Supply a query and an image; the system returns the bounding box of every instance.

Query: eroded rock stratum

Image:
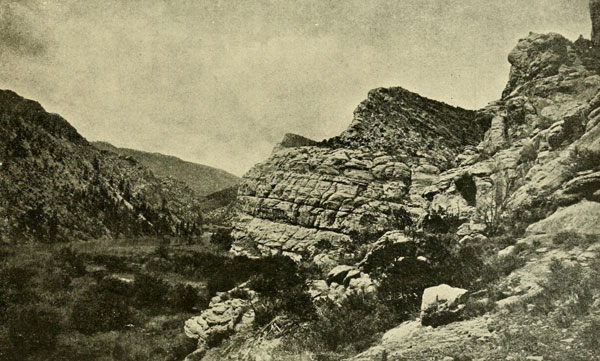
[231,88,487,264]
[231,30,600,266]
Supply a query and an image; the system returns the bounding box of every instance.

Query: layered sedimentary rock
[231,88,487,263]
[231,30,600,265]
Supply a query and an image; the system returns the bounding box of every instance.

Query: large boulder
[357,231,415,272]
[326,265,356,285]
[420,284,469,327]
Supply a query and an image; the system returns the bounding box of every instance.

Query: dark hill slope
[92,141,239,197]
[0,90,203,243]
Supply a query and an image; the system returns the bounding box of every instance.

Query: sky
[0,0,592,176]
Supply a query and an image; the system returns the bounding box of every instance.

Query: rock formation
[420,284,468,327]
[231,88,487,264]
[184,6,600,359]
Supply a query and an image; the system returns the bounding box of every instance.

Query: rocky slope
[231,88,487,264]
[92,141,239,197]
[231,33,600,266]
[183,5,600,360]
[0,90,204,243]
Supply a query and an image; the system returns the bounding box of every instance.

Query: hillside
[0,90,204,243]
[92,141,239,197]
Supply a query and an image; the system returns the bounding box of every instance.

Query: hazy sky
[0,0,591,175]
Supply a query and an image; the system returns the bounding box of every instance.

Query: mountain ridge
[92,141,239,197]
[0,89,205,243]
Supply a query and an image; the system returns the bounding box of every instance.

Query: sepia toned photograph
[1,0,599,360]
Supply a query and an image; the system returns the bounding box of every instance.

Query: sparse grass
[552,231,600,249]
[386,259,600,361]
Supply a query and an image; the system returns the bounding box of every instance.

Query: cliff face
[231,88,487,263]
[230,31,600,266]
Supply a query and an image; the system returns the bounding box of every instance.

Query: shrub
[132,273,169,309]
[480,254,526,286]
[249,255,315,326]
[552,231,599,249]
[6,303,61,356]
[531,259,597,324]
[228,287,251,300]
[164,333,198,361]
[580,317,600,350]
[152,244,170,259]
[0,266,37,313]
[56,247,86,277]
[377,257,433,322]
[247,255,305,297]
[206,271,240,296]
[168,284,199,312]
[210,228,234,251]
[70,285,133,334]
[292,292,396,355]
[98,276,134,296]
[519,141,538,163]
[563,146,600,178]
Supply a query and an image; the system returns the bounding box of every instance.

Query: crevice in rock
[455,173,477,207]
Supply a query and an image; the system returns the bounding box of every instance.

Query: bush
[552,231,599,249]
[531,259,597,324]
[70,285,133,334]
[168,284,199,312]
[5,303,61,356]
[0,266,37,314]
[519,141,538,163]
[563,146,600,178]
[210,228,234,251]
[580,317,600,350]
[480,254,526,286]
[377,257,434,322]
[132,273,170,309]
[206,271,240,296]
[249,255,315,326]
[291,292,396,355]
[56,247,86,277]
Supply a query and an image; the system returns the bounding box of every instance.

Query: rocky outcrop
[231,88,487,263]
[525,200,600,235]
[271,133,319,153]
[232,146,414,261]
[420,284,469,327]
[184,287,256,356]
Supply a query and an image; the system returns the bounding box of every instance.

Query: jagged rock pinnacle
[591,0,600,46]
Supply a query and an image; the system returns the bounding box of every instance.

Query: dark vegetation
[0,240,339,360]
[0,239,319,361]
[563,146,600,179]
[261,230,527,358]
